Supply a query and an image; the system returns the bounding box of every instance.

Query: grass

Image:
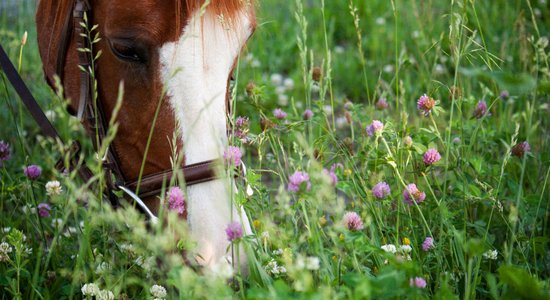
[1,0,549,299]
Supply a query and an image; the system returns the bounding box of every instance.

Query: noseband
[0,0,230,220]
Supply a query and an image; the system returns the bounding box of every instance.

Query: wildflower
[312,66,322,82]
[376,17,386,25]
[223,146,242,166]
[403,237,411,245]
[376,98,389,110]
[403,136,413,147]
[278,94,289,106]
[95,262,112,275]
[417,94,436,116]
[403,183,426,205]
[452,137,461,144]
[234,116,249,139]
[270,73,283,86]
[323,164,340,186]
[45,180,63,196]
[342,212,364,231]
[225,221,243,242]
[273,108,287,120]
[97,290,115,300]
[284,78,295,90]
[423,148,441,165]
[245,81,257,96]
[0,242,13,262]
[473,100,488,119]
[500,90,509,99]
[51,218,63,229]
[366,120,384,137]
[81,283,100,297]
[166,187,185,216]
[483,249,498,260]
[287,171,311,192]
[399,245,412,253]
[410,277,427,288]
[24,165,42,180]
[511,141,530,158]
[303,109,314,120]
[381,244,397,254]
[265,259,286,276]
[150,284,167,299]
[422,237,434,251]
[235,116,249,128]
[306,256,320,270]
[372,181,391,199]
[37,203,51,218]
[0,140,10,164]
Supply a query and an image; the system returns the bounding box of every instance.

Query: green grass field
[1,0,549,299]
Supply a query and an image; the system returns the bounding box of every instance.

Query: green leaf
[498,265,550,300]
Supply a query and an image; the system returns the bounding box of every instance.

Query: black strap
[0,45,61,140]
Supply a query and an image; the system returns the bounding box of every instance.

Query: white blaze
[159,10,252,267]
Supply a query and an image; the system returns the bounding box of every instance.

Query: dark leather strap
[126,160,219,198]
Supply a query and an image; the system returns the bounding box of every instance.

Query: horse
[35,0,256,269]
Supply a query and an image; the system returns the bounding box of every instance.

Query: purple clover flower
[273,108,287,120]
[422,237,434,251]
[403,136,413,147]
[235,116,249,128]
[0,141,11,164]
[223,146,242,166]
[303,109,314,120]
[225,221,243,242]
[423,148,441,165]
[376,98,389,110]
[342,212,364,231]
[288,171,311,193]
[403,183,426,205]
[372,182,391,199]
[24,165,42,180]
[366,120,384,137]
[417,94,436,116]
[410,277,427,288]
[473,100,488,119]
[37,203,51,218]
[167,187,185,216]
[500,90,509,99]
[511,141,530,158]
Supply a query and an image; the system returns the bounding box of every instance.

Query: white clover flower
[334,45,345,54]
[51,218,64,229]
[251,59,261,68]
[45,180,63,196]
[0,242,13,262]
[381,244,397,254]
[260,231,270,240]
[270,73,283,86]
[95,262,112,275]
[24,247,33,255]
[306,256,320,271]
[97,289,115,300]
[211,258,234,279]
[81,283,100,297]
[265,259,286,277]
[277,94,289,106]
[2,227,11,233]
[283,78,295,90]
[483,249,498,260]
[311,83,320,93]
[272,249,284,256]
[375,17,386,25]
[383,64,394,74]
[434,64,446,75]
[21,204,36,214]
[150,284,167,299]
[295,256,306,270]
[45,110,57,121]
[399,245,412,253]
[412,30,420,39]
[336,116,347,129]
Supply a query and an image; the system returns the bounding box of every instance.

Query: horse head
[36,0,256,268]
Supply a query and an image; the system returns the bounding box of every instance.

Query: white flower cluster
[381,244,397,254]
[45,180,63,196]
[95,262,112,275]
[270,73,294,106]
[381,244,413,262]
[244,53,261,68]
[483,249,498,260]
[150,284,167,300]
[81,283,114,300]
[265,259,287,277]
[295,256,320,271]
[0,242,13,262]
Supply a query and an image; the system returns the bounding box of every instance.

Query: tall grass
[1,0,549,299]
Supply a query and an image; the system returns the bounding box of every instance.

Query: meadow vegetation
[0,0,549,299]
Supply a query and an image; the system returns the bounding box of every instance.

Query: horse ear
[36,0,80,114]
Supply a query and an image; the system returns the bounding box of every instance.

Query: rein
[0,0,227,221]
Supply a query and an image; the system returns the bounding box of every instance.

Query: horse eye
[109,40,147,63]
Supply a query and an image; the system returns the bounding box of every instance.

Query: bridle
[0,0,234,221]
